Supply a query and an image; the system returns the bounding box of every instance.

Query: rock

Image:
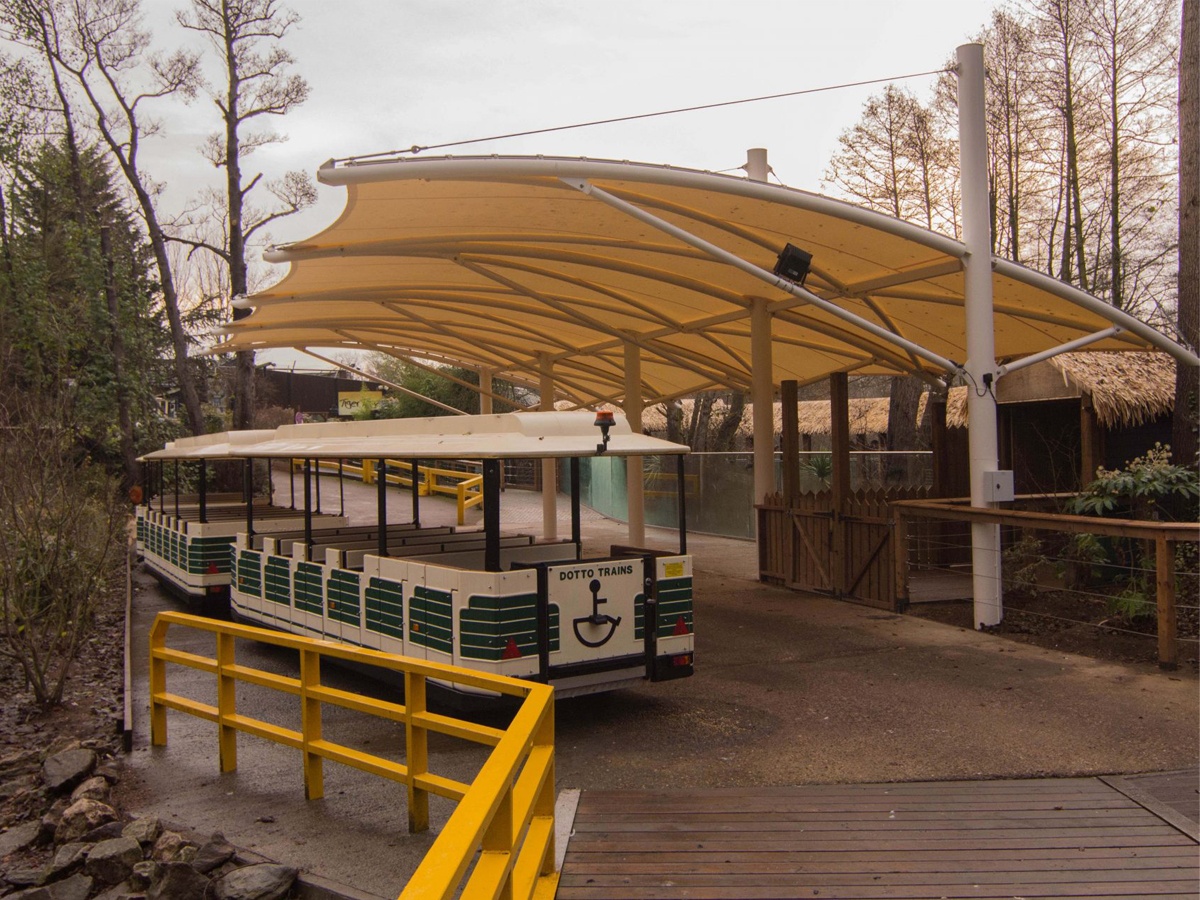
[0,822,41,860]
[38,798,71,844]
[90,880,140,900]
[146,862,210,900]
[41,751,96,796]
[129,860,158,890]
[3,865,45,887]
[94,763,121,784]
[84,836,143,885]
[121,818,161,848]
[149,832,195,864]
[54,799,118,845]
[191,834,235,874]
[211,864,297,900]
[79,822,125,844]
[68,777,109,804]
[44,873,92,900]
[42,842,89,881]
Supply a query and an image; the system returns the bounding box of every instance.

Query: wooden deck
[558,774,1199,899]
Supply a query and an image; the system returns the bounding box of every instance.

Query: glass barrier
[573,451,933,540]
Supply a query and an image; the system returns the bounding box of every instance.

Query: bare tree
[176,0,314,431]
[1175,0,1199,466]
[3,0,207,434]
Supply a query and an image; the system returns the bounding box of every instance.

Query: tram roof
[212,155,1195,407]
[139,429,278,461]
[226,411,688,460]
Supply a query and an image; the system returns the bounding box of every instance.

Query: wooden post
[830,373,851,596]
[892,505,909,611]
[781,380,800,508]
[1156,537,1177,670]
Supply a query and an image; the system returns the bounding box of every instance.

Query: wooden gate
[758,487,930,610]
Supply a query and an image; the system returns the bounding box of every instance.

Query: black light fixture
[774,243,813,286]
[594,409,615,454]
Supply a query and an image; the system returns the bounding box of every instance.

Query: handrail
[149,612,558,899]
[891,499,1199,670]
[289,458,485,525]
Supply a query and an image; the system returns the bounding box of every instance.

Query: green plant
[800,454,833,486]
[1106,584,1155,621]
[1002,533,1045,596]
[1068,443,1199,521]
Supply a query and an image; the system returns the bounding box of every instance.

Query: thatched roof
[945,352,1175,428]
[641,397,893,438]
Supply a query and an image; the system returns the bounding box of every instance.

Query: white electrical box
[982,470,1015,502]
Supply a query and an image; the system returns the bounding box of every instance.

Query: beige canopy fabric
[138,429,278,461]
[228,411,687,460]
[214,155,1190,408]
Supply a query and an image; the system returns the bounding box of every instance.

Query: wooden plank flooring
[558,777,1199,900]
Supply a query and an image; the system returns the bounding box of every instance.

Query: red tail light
[673,616,689,635]
[501,638,522,660]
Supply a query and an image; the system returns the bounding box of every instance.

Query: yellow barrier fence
[149,611,558,899]
[291,458,484,526]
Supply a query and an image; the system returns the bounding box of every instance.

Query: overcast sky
[137,0,1001,365]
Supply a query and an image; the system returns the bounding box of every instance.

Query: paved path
[119,476,1199,898]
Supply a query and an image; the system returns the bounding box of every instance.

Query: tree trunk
[100,226,138,491]
[1175,0,1199,467]
[887,375,925,451]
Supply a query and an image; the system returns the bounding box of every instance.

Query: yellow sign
[337,390,383,416]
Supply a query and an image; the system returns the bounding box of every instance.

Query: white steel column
[479,367,493,415]
[624,341,646,546]
[539,356,558,541]
[751,297,775,506]
[747,150,776,509]
[958,42,1003,628]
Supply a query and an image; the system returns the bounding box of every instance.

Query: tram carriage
[139,411,695,699]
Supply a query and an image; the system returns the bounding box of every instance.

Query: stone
[90,880,140,900]
[211,864,297,900]
[41,751,96,796]
[68,777,109,804]
[79,822,125,844]
[54,799,117,845]
[146,862,210,900]
[42,842,89,881]
[3,866,45,887]
[94,763,121,784]
[129,860,158,890]
[149,832,194,864]
[84,836,143,886]
[191,834,235,874]
[121,818,161,848]
[0,822,41,860]
[44,873,92,900]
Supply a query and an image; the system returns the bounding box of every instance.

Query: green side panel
[187,536,235,575]
[264,557,292,606]
[633,592,648,640]
[459,593,555,661]
[327,570,361,627]
[294,562,324,614]
[655,576,693,637]
[409,585,453,655]
[136,517,145,544]
[365,578,404,640]
[236,550,262,598]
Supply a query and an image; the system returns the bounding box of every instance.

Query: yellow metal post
[535,703,556,877]
[483,785,515,900]
[216,632,238,772]
[149,623,167,746]
[404,671,430,833]
[300,648,325,799]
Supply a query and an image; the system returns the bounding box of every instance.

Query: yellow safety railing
[149,612,558,899]
[291,458,485,526]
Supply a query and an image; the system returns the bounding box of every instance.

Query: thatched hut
[944,351,1176,492]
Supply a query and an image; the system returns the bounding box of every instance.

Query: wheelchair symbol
[572,578,622,648]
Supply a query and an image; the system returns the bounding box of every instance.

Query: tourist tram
[138,411,694,698]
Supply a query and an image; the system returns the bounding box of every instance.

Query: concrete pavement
[117,476,1198,898]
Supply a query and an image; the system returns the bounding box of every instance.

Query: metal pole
[958,42,1003,628]
[198,460,208,524]
[244,459,255,542]
[411,459,421,527]
[539,356,558,541]
[570,457,581,552]
[751,296,775,508]
[338,460,345,517]
[303,459,313,557]
[377,459,388,558]
[479,368,493,415]
[173,460,179,518]
[483,459,501,572]
[625,341,646,546]
[676,455,688,555]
